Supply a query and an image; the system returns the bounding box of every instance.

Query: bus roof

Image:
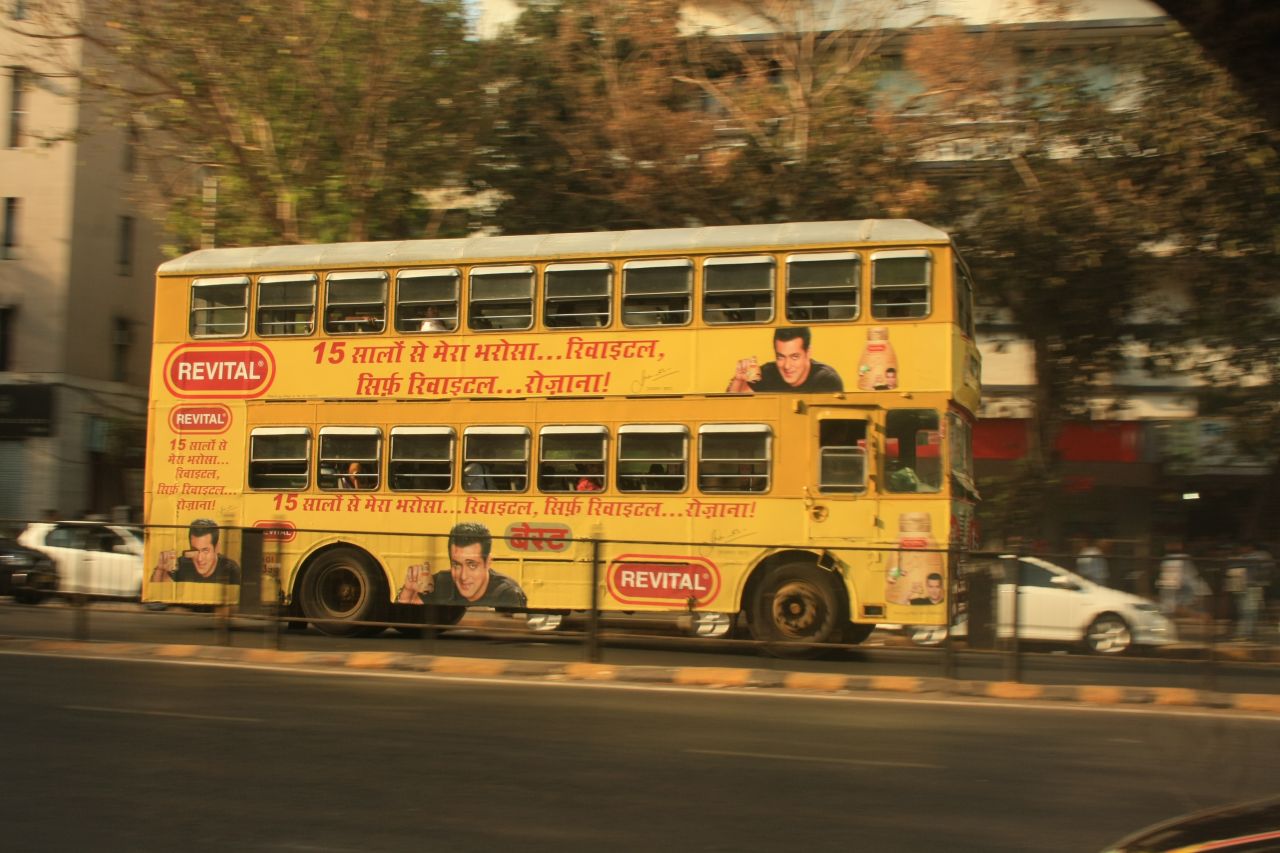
[157,219,952,277]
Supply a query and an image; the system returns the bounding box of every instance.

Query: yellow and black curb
[4,636,1279,715]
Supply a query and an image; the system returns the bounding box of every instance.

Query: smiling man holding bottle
[726,326,844,393]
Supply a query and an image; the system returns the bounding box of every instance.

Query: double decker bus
[143,219,980,646]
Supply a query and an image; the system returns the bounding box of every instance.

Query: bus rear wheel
[299,547,386,637]
[749,562,844,652]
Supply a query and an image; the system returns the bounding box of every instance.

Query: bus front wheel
[299,547,386,637]
[749,562,844,650]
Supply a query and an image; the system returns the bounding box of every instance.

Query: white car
[19,521,145,599]
[949,555,1176,655]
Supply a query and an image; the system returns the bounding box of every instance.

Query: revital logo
[164,343,275,399]
[606,554,721,607]
[253,520,296,542]
[169,404,232,434]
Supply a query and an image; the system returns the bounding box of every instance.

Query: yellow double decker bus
[143,219,980,646]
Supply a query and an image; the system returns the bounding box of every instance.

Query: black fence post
[941,548,957,680]
[586,536,602,663]
[71,593,89,642]
[1004,556,1022,683]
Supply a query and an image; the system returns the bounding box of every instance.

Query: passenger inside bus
[574,464,603,492]
[340,462,364,490]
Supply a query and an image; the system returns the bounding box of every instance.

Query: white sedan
[19,521,145,599]
[944,555,1176,655]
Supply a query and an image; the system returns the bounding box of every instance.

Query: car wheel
[13,588,44,605]
[1084,612,1132,655]
[749,562,845,654]
[299,547,387,637]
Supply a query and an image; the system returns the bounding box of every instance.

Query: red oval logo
[606,554,721,606]
[253,520,296,542]
[163,343,275,399]
[169,404,232,433]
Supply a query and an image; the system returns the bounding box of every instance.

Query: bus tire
[299,547,386,637]
[749,562,844,652]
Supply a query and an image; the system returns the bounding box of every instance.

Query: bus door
[805,408,878,556]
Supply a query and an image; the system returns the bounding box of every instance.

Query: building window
[0,305,14,371]
[118,215,134,275]
[111,317,132,382]
[7,67,26,148]
[2,197,16,259]
[124,119,139,173]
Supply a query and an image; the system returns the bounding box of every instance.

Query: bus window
[871,250,931,319]
[621,259,691,327]
[324,271,387,334]
[884,409,942,493]
[396,269,459,333]
[248,427,311,491]
[617,424,687,492]
[318,427,381,491]
[469,265,534,331]
[786,252,859,322]
[538,425,607,492]
[388,426,454,491]
[256,273,316,337]
[818,419,867,493]
[698,424,770,492]
[955,258,975,337]
[190,276,249,338]
[703,255,774,325]
[544,263,611,329]
[462,426,529,491]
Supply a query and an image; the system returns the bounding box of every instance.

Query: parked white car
[19,521,145,599]
[949,555,1176,655]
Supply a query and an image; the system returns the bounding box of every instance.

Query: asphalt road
[2,600,1277,695]
[3,651,1278,853]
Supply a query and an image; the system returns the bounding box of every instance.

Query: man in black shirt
[150,518,241,585]
[726,326,844,393]
[397,521,527,608]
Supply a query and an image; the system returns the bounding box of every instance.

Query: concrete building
[1,6,161,523]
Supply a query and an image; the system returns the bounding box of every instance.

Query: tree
[8,0,479,247]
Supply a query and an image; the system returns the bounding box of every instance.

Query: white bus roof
[157,220,952,277]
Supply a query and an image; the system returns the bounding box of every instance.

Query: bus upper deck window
[318,427,382,491]
[621,260,692,327]
[389,426,454,492]
[544,263,612,329]
[256,273,316,337]
[324,271,387,335]
[396,269,459,334]
[698,424,771,493]
[818,419,867,494]
[871,250,931,319]
[703,256,774,325]
[538,425,608,492]
[469,266,534,331]
[190,276,249,338]
[462,426,530,492]
[248,428,311,491]
[786,253,859,323]
[617,424,687,492]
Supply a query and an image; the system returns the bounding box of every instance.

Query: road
[2,600,1277,696]
[2,651,1278,853]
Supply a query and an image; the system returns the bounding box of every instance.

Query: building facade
[1,4,160,523]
